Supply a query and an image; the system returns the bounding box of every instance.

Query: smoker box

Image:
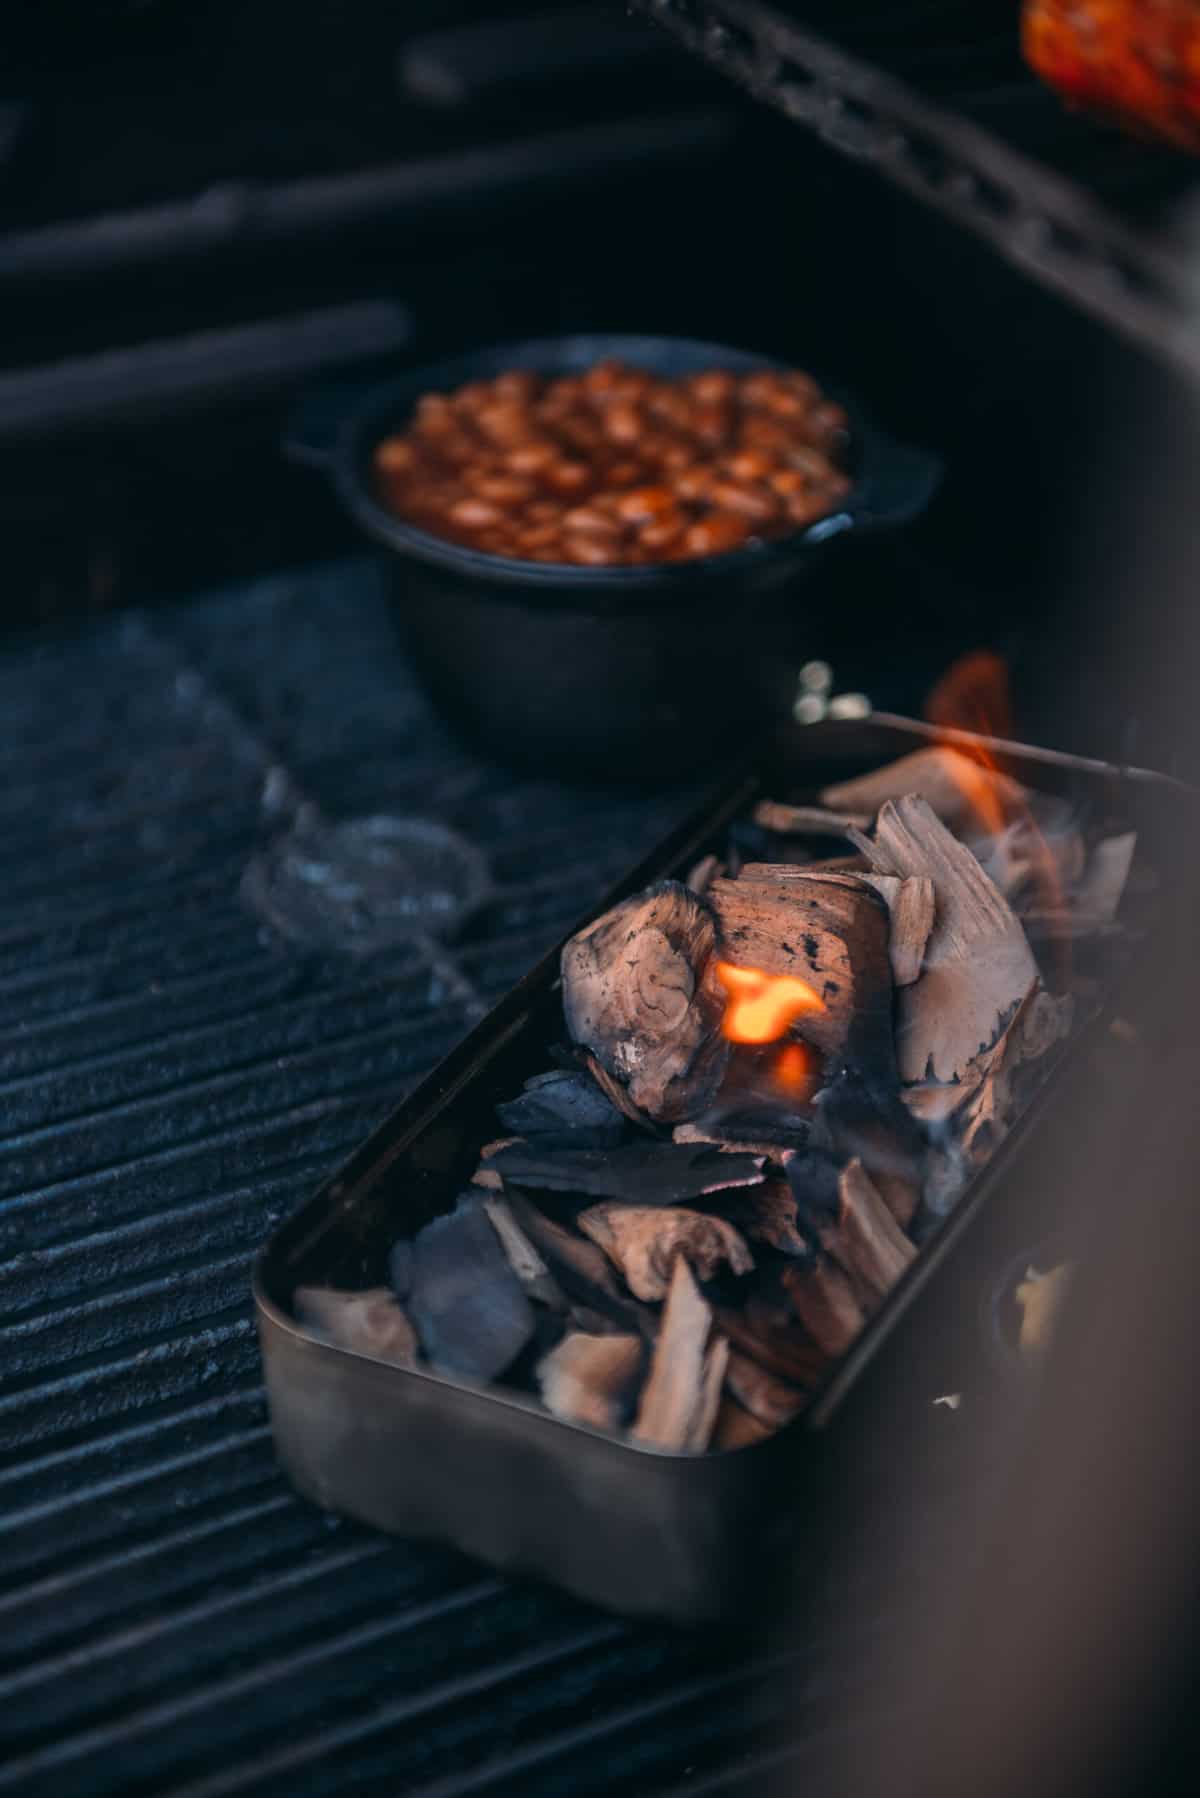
[256,715,1179,1623]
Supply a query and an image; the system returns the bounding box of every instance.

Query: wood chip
[633,1257,726,1451]
[408,1195,536,1382]
[714,1304,828,1389]
[708,872,893,1069]
[864,795,1038,1083]
[502,1192,656,1337]
[482,1195,569,1310]
[686,853,723,895]
[1016,1263,1073,1361]
[857,873,935,987]
[713,1398,774,1449]
[836,1159,917,1306]
[562,882,730,1122]
[485,1139,765,1204]
[536,1331,645,1431]
[739,1177,809,1256]
[955,982,1074,1162]
[577,1203,754,1302]
[293,1285,419,1368]
[470,1135,521,1190]
[583,1053,659,1131]
[753,800,872,836]
[724,1348,807,1430]
[1075,831,1136,924]
[821,746,1027,828]
[781,1256,866,1358]
[673,1121,797,1162]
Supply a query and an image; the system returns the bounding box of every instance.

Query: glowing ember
[715,962,825,1045]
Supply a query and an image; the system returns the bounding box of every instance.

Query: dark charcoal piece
[408,1194,535,1382]
[486,1140,764,1204]
[389,1239,413,1301]
[496,1070,627,1147]
[813,1067,925,1224]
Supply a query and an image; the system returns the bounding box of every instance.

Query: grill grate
[0,559,881,1796]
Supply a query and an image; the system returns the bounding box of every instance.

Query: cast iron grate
[635,0,1200,380]
[0,558,902,1796]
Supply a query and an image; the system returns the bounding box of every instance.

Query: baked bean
[373,359,848,564]
[684,513,753,556]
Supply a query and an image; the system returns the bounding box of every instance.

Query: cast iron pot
[287,334,940,778]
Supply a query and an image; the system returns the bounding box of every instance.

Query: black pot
[287,334,940,779]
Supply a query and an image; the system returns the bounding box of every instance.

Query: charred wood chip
[633,1256,728,1452]
[724,1347,807,1430]
[501,1191,656,1337]
[496,1070,626,1147]
[408,1194,536,1382]
[781,1254,866,1358]
[672,1120,797,1161]
[536,1330,645,1431]
[485,1139,765,1204]
[577,1202,755,1302]
[583,1053,661,1132]
[294,1285,418,1368]
[738,1177,809,1257]
[561,881,729,1122]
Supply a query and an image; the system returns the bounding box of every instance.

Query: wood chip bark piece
[485,1140,764,1204]
[633,1257,727,1451]
[562,881,729,1122]
[294,1285,418,1368]
[536,1331,645,1431]
[408,1195,536,1382]
[577,1203,754,1302]
[821,746,1027,828]
[864,795,1038,1083]
[708,872,894,1069]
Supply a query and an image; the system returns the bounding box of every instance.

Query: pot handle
[841,430,943,536]
[282,371,391,473]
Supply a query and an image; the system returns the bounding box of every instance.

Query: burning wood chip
[536,1330,645,1431]
[293,1285,418,1368]
[562,881,729,1122]
[502,1191,655,1336]
[578,1203,754,1302]
[633,1257,729,1451]
[781,1254,866,1359]
[482,1195,569,1311]
[495,1070,626,1147]
[863,795,1038,1084]
[707,872,894,1070]
[821,746,1027,830]
[858,874,935,987]
[485,1139,765,1204]
[1016,1262,1074,1361]
[724,1348,807,1430]
[1074,831,1137,924]
[753,800,872,837]
[408,1195,536,1382]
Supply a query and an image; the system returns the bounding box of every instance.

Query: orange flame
[924,649,1015,838]
[715,961,825,1045]
[773,1041,818,1098]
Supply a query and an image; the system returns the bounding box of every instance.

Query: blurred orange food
[1022,0,1200,152]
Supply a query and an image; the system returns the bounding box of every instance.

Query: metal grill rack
[635,0,1200,379]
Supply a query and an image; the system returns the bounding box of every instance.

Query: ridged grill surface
[0,561,862,1796]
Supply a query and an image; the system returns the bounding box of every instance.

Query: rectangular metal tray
[256,716,1181,1622]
